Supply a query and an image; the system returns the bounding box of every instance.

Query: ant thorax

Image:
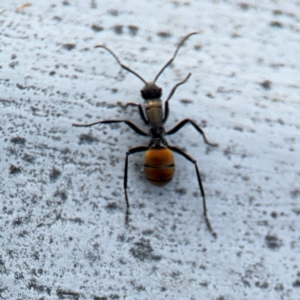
[144,98,164,132]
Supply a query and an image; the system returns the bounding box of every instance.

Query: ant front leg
[166,119,218,147]
[73,119,148,137]
[163,73,191,123]
[169,146,217,238]
[117,101,149,125]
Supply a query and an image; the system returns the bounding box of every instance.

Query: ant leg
[169,146,217,238]
[124,145,149,207]
[163,73,191,123]
[166,119,218,147]
[73,119,148,137]
[117,101,149,125]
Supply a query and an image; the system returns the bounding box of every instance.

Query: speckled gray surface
[1,1,300,299]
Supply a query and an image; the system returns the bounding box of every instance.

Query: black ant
[73,32,218,237]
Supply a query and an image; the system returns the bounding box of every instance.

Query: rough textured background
[1,1,300,299]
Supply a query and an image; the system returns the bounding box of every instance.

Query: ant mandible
[73,32,219,237]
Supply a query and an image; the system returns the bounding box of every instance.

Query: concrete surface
[0,1,300,299]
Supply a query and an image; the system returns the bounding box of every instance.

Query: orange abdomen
[144,147,175,186]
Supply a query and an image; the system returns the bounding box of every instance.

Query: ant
[73,32,218,237]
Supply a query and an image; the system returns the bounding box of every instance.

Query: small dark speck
[130,238,162,261]
[170,270,181,279]
[200,119,207,128]
[274,283,284,291]
[117,234,125,242]
[175,188,187,195]
[232,33,242,38]
[16,83,25,90]
[292,208,300,215]
[22,153,35,163]
[49,168,61,182]
[57,289,80,299]
[265,234,282,250]
[90,0,97,9]
[242,175,250,181]
[128,25,139,36]
[273,10,283,16]
[290,189,300,199]
[270,21,283,28]
[257,220,268,226]
[135,285,146,292]
[62,1,70,5]
[79,133,99,145]
[206,92,214,98]
[113,25,123,35]
[11,54,17,59]
[239,3,249,10]
[9,165,21,175]
[234,126,244,132]
[53,16,62,22]
[271,211,277,218]
[32,252,39,260]
[12,216,26,227]
[142,229,154,236]
[194,44,202,51]
[9,61,18,68]
[49,70,56,76]
[27,278,51,295]
[108,9,119,16]
[62,43,76,51]
[255,281,269,289]
[70,217,84,224]
[292,279,300,288]
[277,118,285,125]
[260,80,272,90]
[61,148,71,155]
[54,190,68,201]
[15,271,24,279]
[157,31,172,38]
[105,202,119,211]
[91,24,104,32]
[180,98,193,105]
[200,281,208,287]
[11,136,26,145]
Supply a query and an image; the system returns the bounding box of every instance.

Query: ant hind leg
[169,145,217,238]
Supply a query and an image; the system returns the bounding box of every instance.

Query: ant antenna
[95,44,147,84]
[153,32,198,83]
[96,32,198,85]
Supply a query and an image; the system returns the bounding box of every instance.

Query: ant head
[140,82,162,100]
